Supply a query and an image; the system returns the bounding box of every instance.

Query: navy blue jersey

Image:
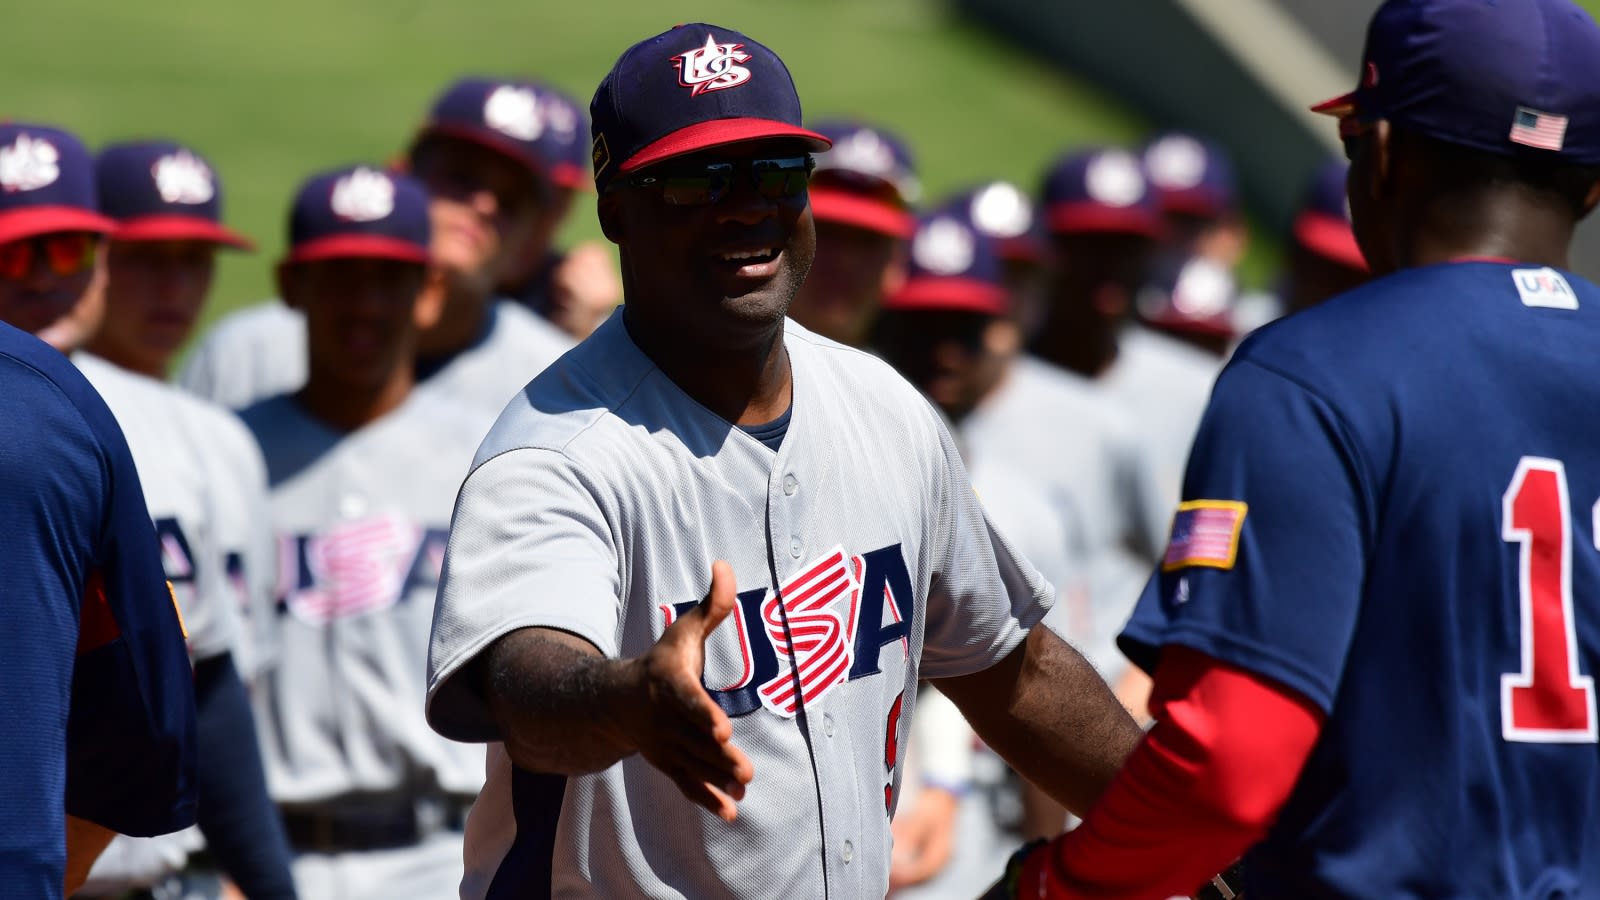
[0,322,197,898]
[1120,261,1600,898]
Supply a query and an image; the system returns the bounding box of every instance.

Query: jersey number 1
[1501,457,1598,743]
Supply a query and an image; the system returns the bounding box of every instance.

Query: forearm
[65,816,117,896]
[480,627,643,775]
[937,626,1145,815]
[192,653,297,899]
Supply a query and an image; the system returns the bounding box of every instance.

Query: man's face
[96,239,217,374]
[411,136,544,293]
[279,257,427,391]
[0,231,106,352]
[603,139,816,347]
[873,308,1015,422]
[788,219,902,347]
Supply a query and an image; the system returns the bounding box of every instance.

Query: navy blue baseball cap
[589,24,832,189]
[412,77,566,178]
[1294,159,1366,270]
[1136,255,1239,338]
[939,181,1046,263]
[1141,132,1238,217]
[808,121,919,238]
[0,123,117,246]
[527,84,591,190]
[284,165,431,265]
[1040,148,1163,238]
[883,212,1008,317]
[96,141,253,250]
[1313,0,1600,164]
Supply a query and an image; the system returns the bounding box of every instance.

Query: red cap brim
[1311,91,1358,117]
[1157,187,1230,218]
[1294,212,1367,271]
[883,277,1009,316]
[1145,308,1236,337]
[1046,203,1163,238]
[0,206,117,246]
[284,234,429,265]
[808,186,915,239]
[619,118,832,174]
[113,214,255,251]
[997,235,1046,264]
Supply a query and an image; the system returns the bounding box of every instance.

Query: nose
[714,174,778,226]
[469,187,500,219]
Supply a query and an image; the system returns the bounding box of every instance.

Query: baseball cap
[883,212,1008,317]
[1141,132,1238,217]
[1293,160,1366,270]
[940,181,1046,263]
[1040,148,1163,238]
[589,24,832,190]
[1136,255,1239,338]
[1313,0,1600,164]
[413,77,566,178]
[96,141,253,249]
[0,123,117,246]
[529,85,592,190]
[807,121,918,238]
[284,165,431,265]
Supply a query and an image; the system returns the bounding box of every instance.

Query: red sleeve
[1016,646,1326,899]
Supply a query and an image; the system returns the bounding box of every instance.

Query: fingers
[697,559,737,636]
[654,756,748,822]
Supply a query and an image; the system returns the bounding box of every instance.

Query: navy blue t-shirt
[1120,261,1600,898]
[0,322,197,898]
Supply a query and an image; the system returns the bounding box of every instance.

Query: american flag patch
[1510,106,1567,152]
[1162,500,1247,572]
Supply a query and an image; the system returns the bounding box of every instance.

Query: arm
[933,625,1145,817]
[192,652,297,899]
[477,562,754,820]
[64,816,117,895]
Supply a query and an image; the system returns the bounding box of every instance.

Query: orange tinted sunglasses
[0,233,97,281]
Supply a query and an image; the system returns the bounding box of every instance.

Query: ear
[412,266,448,331]
[985,318,1021,357]
[276,262,302,311]
[1368,119,1393,201]
[596,194,625,245]
[1581,179,1600,220]
[879,241,909,298]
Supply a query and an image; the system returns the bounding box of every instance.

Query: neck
[296,366,414,432]
[622,304,791,425]
[417,280,491,360]
[1029,305,1119,378]
[1399,195,1575,272]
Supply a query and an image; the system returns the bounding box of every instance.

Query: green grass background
[1,0,1319,340]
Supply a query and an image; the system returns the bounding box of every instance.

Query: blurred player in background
[0,120,199,900]
[786,120,917,346]
[1140,132,1247,274]
[1283,159,1369,314]
[181,76,572,419]
[239,165,484,900]
[999,0,1600,895]
[873,209,1092,897]
[493,81,622,340]
[75,139,295,900]
[943,181,1051,339]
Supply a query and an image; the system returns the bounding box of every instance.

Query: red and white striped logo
[758,548,861,717]
[287,513,421,625]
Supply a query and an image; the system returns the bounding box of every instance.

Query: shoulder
[1004,355,1139,437]
[784,319,946,429]
[489,301,578,357]
[0,329,122,459]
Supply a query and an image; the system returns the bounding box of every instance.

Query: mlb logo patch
[1162,500,1247,572]
[1512,267,1578,310]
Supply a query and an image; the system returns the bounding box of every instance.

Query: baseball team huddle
[10,0,1600,898]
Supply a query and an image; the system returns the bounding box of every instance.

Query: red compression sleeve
[1015,646,1325,900]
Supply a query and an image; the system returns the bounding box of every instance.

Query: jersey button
[823,714,835,737]
[790,537,802,558]
[783,474,798,496]
[841,840,853,863]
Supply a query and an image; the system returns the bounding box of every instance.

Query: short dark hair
[1404,129,1600,218]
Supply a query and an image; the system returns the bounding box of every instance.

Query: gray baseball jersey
[179,300,574,418]
[427,314,1052,900]
[959,355,1164,679]
[240,391,488,807]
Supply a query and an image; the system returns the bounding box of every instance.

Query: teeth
[720,248,776,261]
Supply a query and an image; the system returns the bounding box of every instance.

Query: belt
[281,794,471,854]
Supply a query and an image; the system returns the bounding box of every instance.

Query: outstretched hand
[632,560,755,821]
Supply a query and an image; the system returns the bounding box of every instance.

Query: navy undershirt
[739,404,792,451]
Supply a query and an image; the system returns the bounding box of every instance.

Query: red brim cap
[1158,187,1229,218]
[1310,92,1358,117]
[0,206,117,246]
[1145,308,1236,337]
[550,161,588,192]
[415,122,547,177]
[997,234,1046,264]
[808,185,915,239]
[1294,211,1367,271]
[883,276,1009,317]
[619,118,832,174]
[284,234,430,266]
[1046,202,1163,238]
[113,214,255,251]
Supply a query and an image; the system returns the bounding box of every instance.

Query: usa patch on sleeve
[1162,500,1247,572]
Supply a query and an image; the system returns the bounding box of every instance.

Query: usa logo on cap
[0,135,61,193]
[153,151,215,205]
[674,34,754,96]
[331,168,396,222]
[484,85,543,142]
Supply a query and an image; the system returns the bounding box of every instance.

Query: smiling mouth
[718,248,778,264]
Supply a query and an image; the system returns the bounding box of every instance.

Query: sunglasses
[0,232,98,281]
[608,155,815,206]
